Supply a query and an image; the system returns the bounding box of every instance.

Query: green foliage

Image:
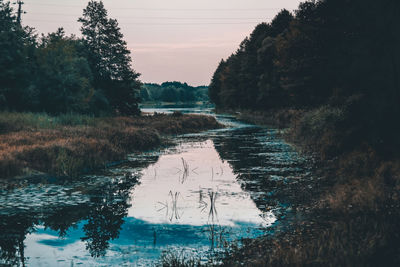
[0,0,141,116]
[0,0,36,111]
[35,28,93,114]
[209,0,400,155]
[141,81,209,103]
[79,0,141,115]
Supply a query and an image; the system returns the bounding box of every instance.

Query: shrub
[292,106,346,158]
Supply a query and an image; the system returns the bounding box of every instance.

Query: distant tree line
[0,0,141,115]
[140,81,209,103]
[209,0,400,154]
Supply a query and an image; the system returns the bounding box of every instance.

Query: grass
[0,112,221,179]
[215,106,400,266]
[160,250,202,267]
[220,156,400,266]
[217,108,305,129]
[159,106,399,266]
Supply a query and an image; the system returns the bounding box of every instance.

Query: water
[0,106,313,266]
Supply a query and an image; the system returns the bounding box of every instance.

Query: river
[0,106,313,266]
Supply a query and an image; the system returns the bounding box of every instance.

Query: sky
[21,0,303,86]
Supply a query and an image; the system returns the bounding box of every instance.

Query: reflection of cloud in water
[1,107,312,267]
[128,140,276,227]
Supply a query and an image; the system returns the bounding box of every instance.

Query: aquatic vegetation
[169,191,182,221]
[217,109,400,266]
[208,191,218,223]
[180,158,190,184]
[0,112,221,178]
[160,249,202,267]
[0,109,300,266]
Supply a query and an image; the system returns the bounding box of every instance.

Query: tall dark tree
[79,0,141,115]
[35,28,93,114]
[0,0,36,111]
[209,0,400,153]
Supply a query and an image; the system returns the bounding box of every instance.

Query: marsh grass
[180,157,190,183]
[220,108,304,129]
[0,112,97,133]
[169,191,181,221]
[216,107,400,266]
[207,223,229,251]
[160,250,202,267]
[208,191,218,222]
[0,112,221,178]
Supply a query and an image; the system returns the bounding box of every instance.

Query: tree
[79,0,141,115]
[209,59,225,107]
[0,0,36,111]
[35,28,93,114]
[161,86,179,102]
[208,0,400,154]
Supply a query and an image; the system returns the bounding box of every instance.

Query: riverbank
[215,108,305,129]
[0,112,222,179]
[213,108,400,266]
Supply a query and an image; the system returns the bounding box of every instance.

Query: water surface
[0,106,312,266]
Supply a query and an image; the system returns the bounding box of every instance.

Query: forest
[1,0,400,265]
[0,0,141,116]
[140,82,209,103]
[208,0,400,265]
[209,0,400,157]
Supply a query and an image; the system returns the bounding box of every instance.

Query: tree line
[0,0,141,115]
[140,81,209,103]
[209,0,400,155]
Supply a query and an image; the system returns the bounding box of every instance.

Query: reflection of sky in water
[1,107,311,266]
[23,140,274,266]
[129,140,275,227]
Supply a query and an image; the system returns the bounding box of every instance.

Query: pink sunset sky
[21,0,303,86]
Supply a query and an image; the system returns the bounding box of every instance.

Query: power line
[98,7,283,11]
[25,3,285,11]
[30,13,272,20]
[27,19,265,26]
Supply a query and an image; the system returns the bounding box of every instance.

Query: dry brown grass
[212,107,400,266]
[221,157,400,267]
[0,112,221,178]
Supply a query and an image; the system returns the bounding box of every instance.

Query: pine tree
[79,0,140,115]
[0,0,34,111]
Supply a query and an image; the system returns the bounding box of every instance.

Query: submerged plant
[208,191,218,222]
[180,158,189,183]
[157,191,183,222]
[169,191,181,221]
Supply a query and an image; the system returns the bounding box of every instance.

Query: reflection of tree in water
[211,127,311,210]
[0,172,140,265]
[0,214,37,267]
[43,205,89,238]
[81,175,134,257]
[213,128,270,172]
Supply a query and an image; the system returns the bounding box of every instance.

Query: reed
[160,250,202,267]
[169,191,181,221]
[180,158,190,183]
[208,191,218,222]
[0,112,221,179]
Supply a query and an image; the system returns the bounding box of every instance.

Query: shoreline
[0,112,222,180]
[210,108,400,266]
